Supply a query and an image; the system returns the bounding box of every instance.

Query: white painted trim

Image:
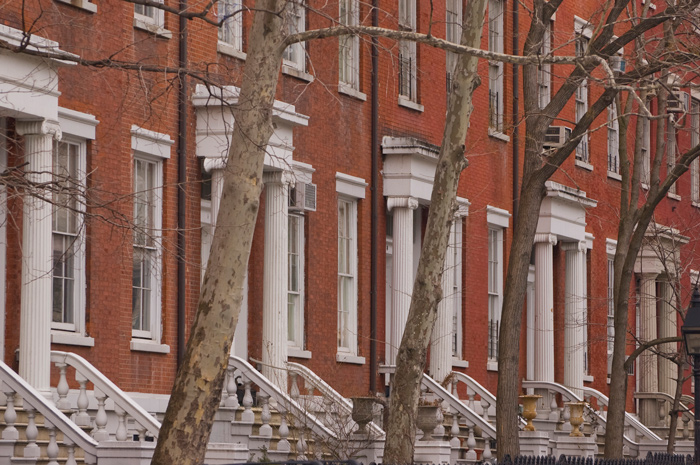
[55,0,97,13]
[574,16,593,38]
[131,126,173,159]
[289,348,312,359]
[336,352,366,365]
[217,41,247,60]
[51,331,95,347]
[606,238,618,255]
[398,96,424,112]
[451,359,469,369]
[338,83,367,101]
[59,108,98,140]
[336,172,368,199]
[576,159,594,171]
[487,361,498,371]
[486,205,511,228]
[130,339,170,354]
[488,128,510,142]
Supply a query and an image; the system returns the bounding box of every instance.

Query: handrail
[0,360,98,462]
[51,350,161,438]
[379,365,497,439]
[451,371,527,428]
[634,391,695,432]
[582,386,661,441]
[286,361,385,438]
[229,356,337,440]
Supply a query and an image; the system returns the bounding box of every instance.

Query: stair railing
[0,360,98,464]
[582,386,660,443]
[634,391,694,439]
[51,350,161,441]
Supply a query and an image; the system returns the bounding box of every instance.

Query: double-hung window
[537,21,552,109]
[606,239,616,377]
[574,34,590,163]
[691,98,700,203]
[339,0,360,91]
[488,0,504,132]
[445,0,462,95]
[283,1,306,71]
[668,115,678,196]
[398,0,417,102]
[131,126,172,353]
[218,0,243,52]
[450,219,463,359]
[134,0,168,35]
[608,104,620,175]
[288,213,305,350]
[337,198,358,356]
[487,227,503,361]
[52,140,85,333]
[641,105,651,186]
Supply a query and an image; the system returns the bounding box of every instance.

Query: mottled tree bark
[151,2,287,464]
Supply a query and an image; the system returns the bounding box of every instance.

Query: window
[134,0,166,33]
[337,198,358,355]
[52,140,85,333]
[130,126,172,352]
[398,0,417,102]
[488,0,504,132]
[575,35,590,163]
[339,0,360,90]
[608,104,620,174]
[606,240,616,377]
[218,0,243,52]
[283,1,306,70]
[641,108,651,185]
[450,219,463,359]
[445,0,462,94]
[537,21,552,109]
[487,227,503,360]
[288,213,305,349]
[691,98,700,203]
[668,116,678,196]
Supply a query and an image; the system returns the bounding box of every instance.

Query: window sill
[336,352,366,365]
[398,95,424,112]
[642,182,650,190]
[282,65,314,83]
[488,128,510,142]
[217,41,246,60]
[575,159,594,171]
[133,18,173,39]
[51,331,95,347]
[130,339,170,354]
[583,374,594,383]
[693,201,700,208]
[338,83,367,101]
[668,192,681,201]
[487,360,498,372]
[289,348,312,359]
[607,171,622,181]
[55,0,96,13]
[452,359,469,369]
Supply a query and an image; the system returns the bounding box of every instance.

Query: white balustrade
[259,391,272,437]
[278,412,291,452]
[2,385,18,440]
[46,419,60,465]
[241,376,255,423]
[24,404,40,458]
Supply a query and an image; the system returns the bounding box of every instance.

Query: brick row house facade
[0,0,699,459]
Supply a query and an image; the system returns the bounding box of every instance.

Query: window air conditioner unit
[667,90,689,113]
[289,182,317,212]
[543,126,572,150]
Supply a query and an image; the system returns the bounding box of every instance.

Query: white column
[533,233,557,383]
[562,241,586,396]
[17,120,61,394]
[262,171,291,390]
[387,196,418,365]
[210,168,225,235]
[638,273,658,425]
[658,277,677,397]
[430,221,457,382]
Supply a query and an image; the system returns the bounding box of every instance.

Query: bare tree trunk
[382,1,487,462]
[151,2,286,464]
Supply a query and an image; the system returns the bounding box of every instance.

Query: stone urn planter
[565,401,586,437]
[416,405,440,441]
[519,394,542,431]
[351,397,375,435]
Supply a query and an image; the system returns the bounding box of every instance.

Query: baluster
[24,403,40,458]
[481,397,490,423]
[435,404,445,437]
[137,425,146,443]
[46,419,59,465]
[467,388,476,412]
[258,391,272,437]
[290,373,300,401]
[549,394,560,421]
[93,388,109,441]
[63,437,78,465]
[465,426,477,461]
[482,436,492,460]
[75,372,91,426]
[2,385,18,440]
[658,399,667,428]
[450,412,461,448]
[277,411,291,452]
[562,404,571,433]
[241,376,255,423]
[451,377,459,400]
[296,427,308,460]
[682,415,690,440]
[56,362,71,410]
[225,367,239,408]
[115,406,128,441]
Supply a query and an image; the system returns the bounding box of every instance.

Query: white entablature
[381,136,443,203]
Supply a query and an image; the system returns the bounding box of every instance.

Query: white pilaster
[533,233,557,383]
[17,119,61,393]
[562,241,587,396]
[658,278,677,397]
[262,171,291,390]
[210,168,225,234]
[638,273,658,425]
[387,196,418,365]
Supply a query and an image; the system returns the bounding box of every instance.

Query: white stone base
[95,440,155,465]
[518,430,551,456]
[204,442,249,464]
[551,432,597,458]
[414,440,451,463]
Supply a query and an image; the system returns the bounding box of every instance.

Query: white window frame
[488,0,504,133]
[218,0,244,54]
[450,218,463,361]
[339,0,360,91]
[608,103,620,176]
[398,0,417,103]
[691,98,700,204]
[537,20,552,110]
[130,126,172,354]
[337,197,358,356]
[445,0,462,94]
[606,239,617,378]
[133,0,171,38]
[574,35,590,164]
[288,212,305,351]
[486,206,509,370]
[51,108,98,347]
[641,105,651,187]
[283,1,306,71]
[668,115,679,197]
